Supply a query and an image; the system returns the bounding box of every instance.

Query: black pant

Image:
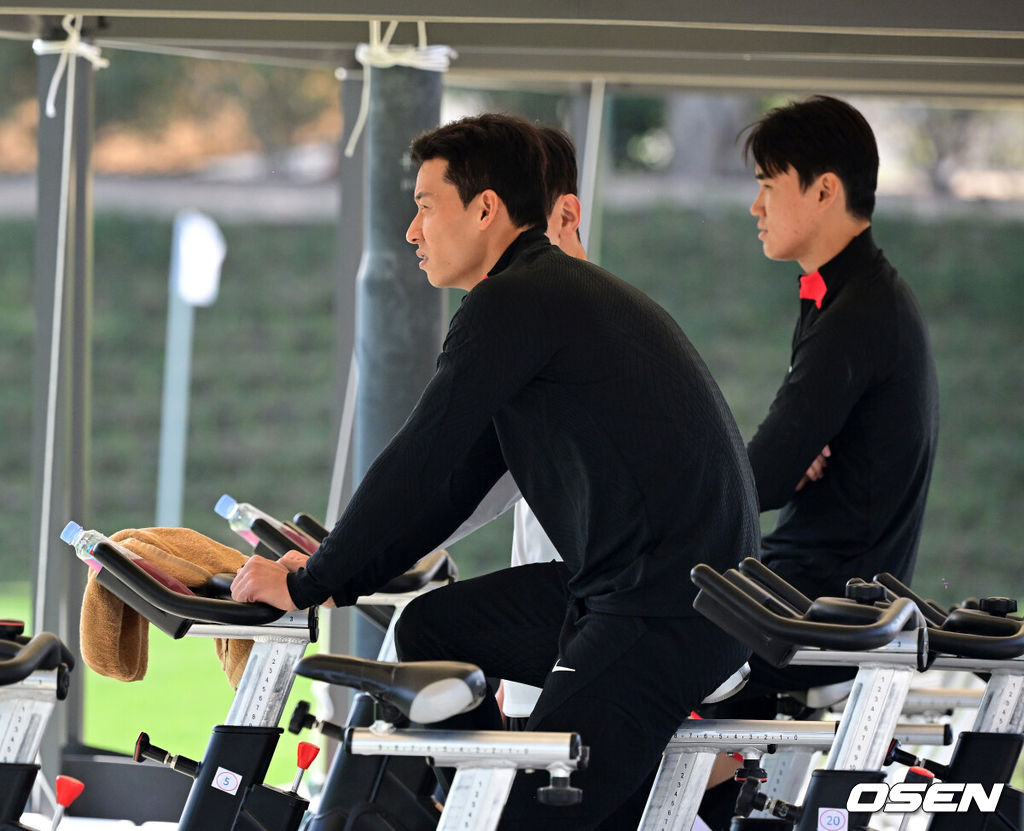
[394,561,751,830]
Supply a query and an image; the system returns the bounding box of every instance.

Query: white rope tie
[33,15,109,117]
[29,15,107,640]
[340,20,456,158]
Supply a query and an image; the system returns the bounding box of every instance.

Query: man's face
[406,158,487,291]
[749,165,823,267]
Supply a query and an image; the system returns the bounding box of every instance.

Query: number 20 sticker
[212,766,242,795]
[818,807,848,831]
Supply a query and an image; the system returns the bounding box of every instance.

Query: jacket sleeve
[287,279,555,608]
[747,308,877,511]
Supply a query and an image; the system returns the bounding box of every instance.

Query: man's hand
[278,549,310,573]
[795,444,831,492]
[231,555,298,611]
[264,549,336,608]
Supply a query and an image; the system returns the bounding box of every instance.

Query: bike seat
[294,654,487,724]
[502,662,751,720]
[702,662,751,704]
[786,678,856,710]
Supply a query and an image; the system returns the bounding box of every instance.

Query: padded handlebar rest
[294,654,487,724]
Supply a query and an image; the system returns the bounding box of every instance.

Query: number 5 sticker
[212,766,243,796]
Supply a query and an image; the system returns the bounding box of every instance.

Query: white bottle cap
[60,521,83,545]
[214,494,237,518]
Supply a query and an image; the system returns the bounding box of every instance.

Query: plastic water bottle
[61,520,197,595]
[60,522,105,572]
[214,494,317,554]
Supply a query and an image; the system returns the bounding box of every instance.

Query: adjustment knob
[979,597,1017,617]
[845,581,886,604]
[289,700,314,735]
[734,759,768,782]
[537,776,583,806]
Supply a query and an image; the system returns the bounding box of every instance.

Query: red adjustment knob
[297,741,320,770]
[906,766,935,783]
[290,741,321,794]
[55,776,85,808]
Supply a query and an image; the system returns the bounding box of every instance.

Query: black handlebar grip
[0,631,74,687]
[91,540,292,628]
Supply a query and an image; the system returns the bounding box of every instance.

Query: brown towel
[80,527,253,688]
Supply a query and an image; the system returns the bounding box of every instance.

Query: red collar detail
[799,270,827,309]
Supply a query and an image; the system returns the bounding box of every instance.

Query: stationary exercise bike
[646,560,1024,831]
[65,519,585,831]
[0,621,83,831]
[63,522,319,831]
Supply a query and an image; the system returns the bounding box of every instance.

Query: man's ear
[558,194,583,237]
[816,172,842,210]
[477,189,501,228]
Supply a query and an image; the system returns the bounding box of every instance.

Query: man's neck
[464,224,533,290]
[799,217,871,274]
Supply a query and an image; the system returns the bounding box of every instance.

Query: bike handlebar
[873,573,948,627]
[874,572,1024,660]
[691,563,921,667]
[0,631,74,687]
[89,538,308,631]
[736,557,814,614]
[694,560,1024,667]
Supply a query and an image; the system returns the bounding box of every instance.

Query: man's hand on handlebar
[235,549,336,609]
[278,550,310,573]
[231,556,297,611]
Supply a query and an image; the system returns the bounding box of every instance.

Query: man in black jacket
[746,95,939,607]
[700,95,940,829]
[233,113,759,828]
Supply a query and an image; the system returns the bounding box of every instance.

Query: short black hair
[742,95,879,221]
[538,125,579,209]
[410,113,548,229]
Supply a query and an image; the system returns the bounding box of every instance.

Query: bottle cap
[60,521,83,545]
[214,494,237,518]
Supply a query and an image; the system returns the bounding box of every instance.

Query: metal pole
[317,70,365,743]
[65,40,94,754]
[349,62,444,663]
[156,210,223,527]
[326,71,365,529]
[577,78,606,259]
[155,221,196,528]
[30,38,93,800]
[352,63,445,485]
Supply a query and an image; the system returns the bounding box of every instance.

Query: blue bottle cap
[60,521,83,545]
[214,494,237,518]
